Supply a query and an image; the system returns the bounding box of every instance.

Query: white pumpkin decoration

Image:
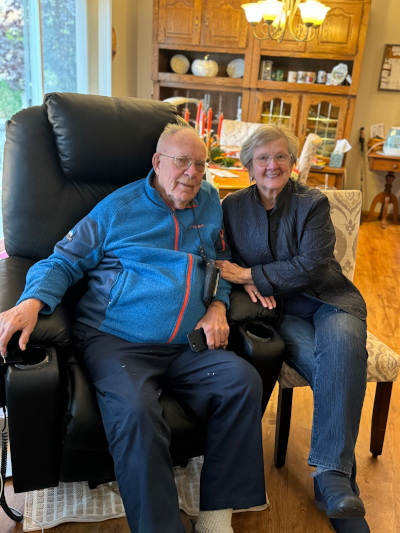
[191,55,219,77]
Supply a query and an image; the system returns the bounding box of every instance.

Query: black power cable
[1,408,23,522]
[0,363,23,522]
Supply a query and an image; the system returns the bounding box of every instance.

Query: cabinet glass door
[249,92,300,132]
[299,96,348,157]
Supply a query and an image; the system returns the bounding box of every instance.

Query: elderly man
[0,124,266,533]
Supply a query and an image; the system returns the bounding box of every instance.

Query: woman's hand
[244,284,276,310]
[215,261,253,285]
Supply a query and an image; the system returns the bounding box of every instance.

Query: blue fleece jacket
[17,171,231,344]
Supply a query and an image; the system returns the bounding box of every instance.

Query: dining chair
[274,189,400,467]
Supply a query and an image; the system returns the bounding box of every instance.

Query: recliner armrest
[6,345,62,492]
[0,256,72,345]
[229,320,285,412]
[227,284,281,325]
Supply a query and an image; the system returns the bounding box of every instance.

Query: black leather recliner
[0,93,284,495]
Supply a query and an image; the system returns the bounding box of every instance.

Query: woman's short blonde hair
[240,124,299,171]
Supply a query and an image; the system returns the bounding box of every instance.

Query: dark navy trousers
[73,322,266,533]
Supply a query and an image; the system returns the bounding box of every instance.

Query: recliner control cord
[0,407,23,522]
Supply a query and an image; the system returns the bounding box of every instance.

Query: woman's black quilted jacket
[222,179,367,321]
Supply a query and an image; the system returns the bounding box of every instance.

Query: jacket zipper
[163,199,179,251]
[109,271,122,302]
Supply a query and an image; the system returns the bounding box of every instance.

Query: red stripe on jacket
[167,254,193,343]
[219,229,226,251]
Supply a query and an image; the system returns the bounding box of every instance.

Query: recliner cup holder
[244,321,275,342]
[11,346,50,367]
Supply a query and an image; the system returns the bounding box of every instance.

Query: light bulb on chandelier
[241,0,330,42]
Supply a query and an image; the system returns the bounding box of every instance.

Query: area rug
[23,456,269,531]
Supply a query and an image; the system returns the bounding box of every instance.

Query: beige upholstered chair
[275,189,400,466]
[220,119,262,150]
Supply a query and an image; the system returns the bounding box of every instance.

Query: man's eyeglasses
[254,153,292,167]
[158,154,209,174]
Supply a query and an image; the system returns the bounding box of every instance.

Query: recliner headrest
[45,93,177,184]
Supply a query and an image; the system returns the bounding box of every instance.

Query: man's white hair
[156,120,193,152]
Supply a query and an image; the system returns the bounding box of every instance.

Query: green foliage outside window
[0,0,24,119]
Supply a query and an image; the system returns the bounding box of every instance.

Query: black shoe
[330,517,370,533]
[314,471,365,519]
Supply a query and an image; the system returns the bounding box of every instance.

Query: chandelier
[241,0,330,43]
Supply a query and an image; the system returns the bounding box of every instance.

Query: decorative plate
[170,54,190,75]
[227,59,245,79]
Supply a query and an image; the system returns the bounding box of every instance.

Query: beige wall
[112,0,153,99]
[137,1,154,99]
[346,0,400,211]
[112,0,139,98]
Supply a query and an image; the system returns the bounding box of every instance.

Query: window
[0,0,112,246]
[0,0,26,245]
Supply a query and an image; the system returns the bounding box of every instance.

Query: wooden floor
[2,219,400,533]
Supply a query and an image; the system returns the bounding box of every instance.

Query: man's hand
[215,260,253,284]
[0,299,44,356]
[244,284,276,310]
[194,300,230,350]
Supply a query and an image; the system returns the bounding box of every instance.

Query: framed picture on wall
[379,44,400,91]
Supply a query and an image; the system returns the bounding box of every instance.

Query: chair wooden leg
[274,386,293,468]
[370,381,393,458]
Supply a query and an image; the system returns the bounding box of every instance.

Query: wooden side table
[307,165,346,190]
[366,153,400,228]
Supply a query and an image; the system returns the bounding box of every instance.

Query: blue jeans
[276,304,368,476]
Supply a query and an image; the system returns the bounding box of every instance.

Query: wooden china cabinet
[152,0,372,189]
[153,0,252,125]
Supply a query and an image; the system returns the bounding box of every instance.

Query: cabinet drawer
[369,158,400,173]
[306,172,337,189]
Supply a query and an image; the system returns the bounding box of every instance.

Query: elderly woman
[216,124,369,533]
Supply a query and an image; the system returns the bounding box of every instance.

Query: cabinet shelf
[307,125,339,130]
[256,80,351,95]
[157,72,243,88]
[158,43,246,55]
[307,118,339,123]
[261,114,292,119]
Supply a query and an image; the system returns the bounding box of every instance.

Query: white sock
[195,509,234,533]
